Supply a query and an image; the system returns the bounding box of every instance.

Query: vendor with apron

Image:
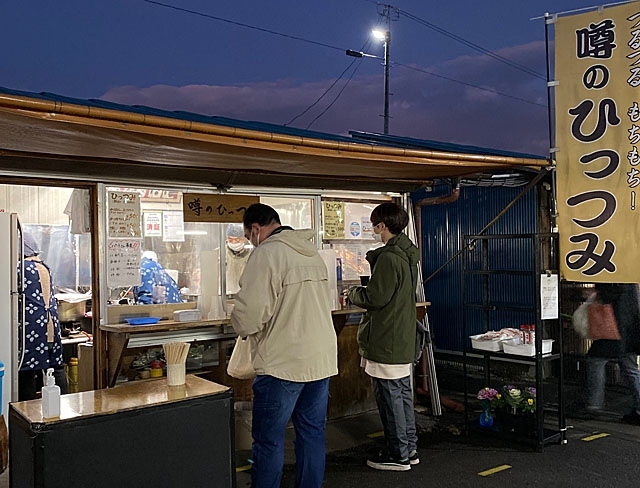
[18,232,68,401]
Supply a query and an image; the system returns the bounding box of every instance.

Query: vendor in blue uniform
[18,232,69,400]
[134,250,182,304]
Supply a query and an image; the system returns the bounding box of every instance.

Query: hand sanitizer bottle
[42,368,61,419]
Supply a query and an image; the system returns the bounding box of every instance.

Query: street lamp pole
[382,30,390,135]
[347,28,391,134]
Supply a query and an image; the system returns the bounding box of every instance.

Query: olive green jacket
[348,233,419,364]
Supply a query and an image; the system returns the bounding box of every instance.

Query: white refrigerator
[0,212,22,417]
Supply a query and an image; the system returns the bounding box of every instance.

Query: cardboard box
[77,342,94,392]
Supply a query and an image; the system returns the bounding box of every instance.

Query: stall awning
[0,88,549,192]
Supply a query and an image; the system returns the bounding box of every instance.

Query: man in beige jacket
[231,203,338,488]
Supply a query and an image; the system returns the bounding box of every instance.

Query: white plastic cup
[166,363,186,386]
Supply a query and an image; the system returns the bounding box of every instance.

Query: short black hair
[243,203,281,228]
[370,202,409,235]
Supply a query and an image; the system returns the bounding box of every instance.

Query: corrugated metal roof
[349,131,546,161]
[0,86,359,144]
[0,86,550,191]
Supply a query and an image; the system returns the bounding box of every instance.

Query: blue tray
[124,317,161,325]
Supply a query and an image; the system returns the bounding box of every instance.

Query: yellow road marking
[582,433,610,442]
[236,465,252,472]
[478,464,512,477]
[367,431,385,439]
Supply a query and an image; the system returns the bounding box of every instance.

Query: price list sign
[107,239,142,287]
[323,201,345,239]
[108,191,142,238]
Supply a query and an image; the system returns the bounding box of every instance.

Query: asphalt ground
[3,392,638,487]
[236,404,640,488]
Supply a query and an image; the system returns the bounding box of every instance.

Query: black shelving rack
[461,233,566,450]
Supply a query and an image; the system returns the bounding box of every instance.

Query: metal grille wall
[417,184,537,353]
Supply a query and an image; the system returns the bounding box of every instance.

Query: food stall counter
[9,375,235,488]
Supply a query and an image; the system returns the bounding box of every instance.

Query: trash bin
[234,401,253,451]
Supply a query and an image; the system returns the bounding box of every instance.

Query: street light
[346,28,391,134]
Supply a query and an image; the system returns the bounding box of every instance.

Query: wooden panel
[328,325,375,419]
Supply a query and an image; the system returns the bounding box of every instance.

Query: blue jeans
[372,375,418,460]
[587,353,640,413]
[251,375,330,488]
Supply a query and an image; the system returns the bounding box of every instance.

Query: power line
[399,9,546,81]
[306,58,364,130]
[141,0,546,119]
[141,0,345,53]
[284,57,363,127]
[393,61,546,108]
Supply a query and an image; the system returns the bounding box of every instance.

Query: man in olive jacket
[348,202,420,472]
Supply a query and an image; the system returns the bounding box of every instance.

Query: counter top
[11,375,229,424]
[331,301,430,315]
[100,318,229,333]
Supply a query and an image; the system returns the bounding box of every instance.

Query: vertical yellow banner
[556,3,640,282]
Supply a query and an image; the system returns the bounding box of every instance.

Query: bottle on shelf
[68,357,79,393]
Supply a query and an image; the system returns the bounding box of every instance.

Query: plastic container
[42,368,61,419]
[470,334,503,352]
[167,363,186,386]
[502,339,554,357]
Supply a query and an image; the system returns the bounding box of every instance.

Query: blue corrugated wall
[415,183,538,352]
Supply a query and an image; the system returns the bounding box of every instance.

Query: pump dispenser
[42,368,61,419]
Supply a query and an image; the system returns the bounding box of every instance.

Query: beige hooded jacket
[230,228,338,382]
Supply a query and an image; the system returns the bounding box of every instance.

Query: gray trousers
[372,375,418,460]
[586,353,640,413]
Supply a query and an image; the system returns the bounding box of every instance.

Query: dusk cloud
[101,41,551,157]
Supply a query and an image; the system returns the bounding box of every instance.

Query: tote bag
[572,293,596,339]
[227,336,256,380]
[588,302,622,340]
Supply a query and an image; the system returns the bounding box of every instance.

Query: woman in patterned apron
[18,233,68,401]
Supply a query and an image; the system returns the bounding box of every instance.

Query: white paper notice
[143,212,163,237]
[540,274,559,320]
[107,239,142,288]
[163,210,185,242]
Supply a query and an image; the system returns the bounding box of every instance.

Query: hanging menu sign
[183,194,259,223]
[323,201,345,239]
[108,191,142,238]
[107,239,142,287]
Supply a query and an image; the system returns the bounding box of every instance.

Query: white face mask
[227,241,245,253]
[251,228,260,247]
[372,230,383,243]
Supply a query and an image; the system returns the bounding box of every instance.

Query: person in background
[18,232,69,401]
[348,202,420,472]
[585,283,640,424]
[225,223,251,296]
[134,250,182,304]
[231,203,338,488]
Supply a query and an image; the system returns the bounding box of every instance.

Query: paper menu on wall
[108,191,142,238]
[540,273,559,320]
[107,239,142,288]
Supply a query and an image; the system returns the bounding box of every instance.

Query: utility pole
[382,28,390,134]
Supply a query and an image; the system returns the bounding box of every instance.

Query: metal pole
[383,31,390,134]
